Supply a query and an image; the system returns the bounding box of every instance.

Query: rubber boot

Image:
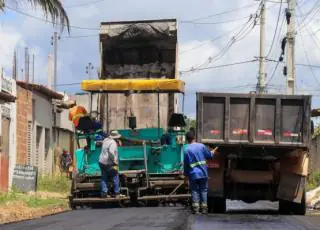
[201,204,208,214]
[192,203,200,214]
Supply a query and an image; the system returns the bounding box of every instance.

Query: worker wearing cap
[184,131,218,214]
[69,105,88,128]
[99,130,122,198]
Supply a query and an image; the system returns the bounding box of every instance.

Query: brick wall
[16,86,32,165]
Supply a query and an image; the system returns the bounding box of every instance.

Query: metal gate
[0,117,10,192]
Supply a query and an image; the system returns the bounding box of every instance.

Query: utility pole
[24,47,30,83]
[12,50,17,80]
[286,0,296,95]
[51,32,60,91]
[32,54,35,83]
[257,0,266,93]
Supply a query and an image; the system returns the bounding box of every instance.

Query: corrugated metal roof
[16,81,63,100]
[0,91,15,102]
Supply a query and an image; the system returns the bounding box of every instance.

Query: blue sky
[1,0,320,119]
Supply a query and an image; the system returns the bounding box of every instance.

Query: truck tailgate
[196,92,312,148]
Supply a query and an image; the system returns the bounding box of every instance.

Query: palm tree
[0,0,70,32]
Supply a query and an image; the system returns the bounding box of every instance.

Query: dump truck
[196,92,313,215]
[98,19,179,131]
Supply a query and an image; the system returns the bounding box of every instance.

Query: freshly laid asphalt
[2,201,320,230]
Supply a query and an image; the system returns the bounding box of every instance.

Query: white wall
[32,92,54,174]
[56,109,74,132]
[0,73,17,190]
[73,93,98,113]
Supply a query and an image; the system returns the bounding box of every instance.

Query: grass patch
[0,190,67,208]
[37,174,71,193]
[24,197,66,208]
[308,169,320,191]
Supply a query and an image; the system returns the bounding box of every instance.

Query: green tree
[1,0,70,32]
[185,117,196,132]
[313,125,320,139]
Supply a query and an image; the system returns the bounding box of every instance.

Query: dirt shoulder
[0,191,70,224]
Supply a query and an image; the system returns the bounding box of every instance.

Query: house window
[35,126,42,168]
[45,128,50,154]
[27,121,33,165]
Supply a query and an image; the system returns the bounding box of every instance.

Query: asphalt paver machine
[69,79,190,208]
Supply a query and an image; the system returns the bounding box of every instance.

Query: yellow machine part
[81,79,185,93]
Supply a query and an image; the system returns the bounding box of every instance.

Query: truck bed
[196,92,312,148]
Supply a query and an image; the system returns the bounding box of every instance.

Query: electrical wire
[296,14,320,86]
[180,59,257,74]
[60,34,99,39]
[265,61,280,88]
[183,12,258,73]
[266,58,320,68]
[266,0,283,58]
[297,4,320,50]
[5,6,100,31]
[180,15,251,25]
[184,3,258,22]
[180,20,251,54]
[65,0,104,9]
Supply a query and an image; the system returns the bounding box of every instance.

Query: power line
[184,3,259,22]
[183,12,258,73]
[266,0,283,58]
[296,12,320,86]
[180,59,257,74]
[66,0,104,9]
[5,6,99,31]
[266,61,280,88]
[179,20,251,54]
[266,58,320,68]
[60,34,99,39]
[180,16,251,25]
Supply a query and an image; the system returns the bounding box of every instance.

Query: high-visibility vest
[69,105,88,127]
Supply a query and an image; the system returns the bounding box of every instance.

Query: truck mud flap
[277,173,306,203]
[277,151,308,203]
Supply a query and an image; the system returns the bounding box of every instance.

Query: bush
[37,174,71,193]
[307,169,320,191]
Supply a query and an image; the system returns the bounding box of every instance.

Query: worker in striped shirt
[184,131,218,214]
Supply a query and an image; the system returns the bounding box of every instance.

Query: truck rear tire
[279,191,306,215]
[208,197,226,213]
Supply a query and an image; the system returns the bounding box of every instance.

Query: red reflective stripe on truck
[210,130,221,135]
[283,131,299,137]
[207,159,219,168]
[257,129,273,136]
[232,129,248,135]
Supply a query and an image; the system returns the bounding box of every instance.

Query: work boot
[192,203,200,214]
[201,204,208,214]
[101,193,109,198]
[114,193,125,199]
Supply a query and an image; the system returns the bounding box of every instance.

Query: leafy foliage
[312,125,320,139]
[185,117,196,132]
[0,0,70,32]
[307,169,320,191]
[37,174,71,193]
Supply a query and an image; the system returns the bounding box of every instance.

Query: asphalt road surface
[2,201,320,230]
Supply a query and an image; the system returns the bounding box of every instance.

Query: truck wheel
[214,197,226,213]
[208,197,214,213]
[279,191,306,215]
[279,200,291,214]
[208,197,226,213]
[292,191,306,215]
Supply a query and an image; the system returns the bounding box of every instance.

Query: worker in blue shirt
[184,131,218,214]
